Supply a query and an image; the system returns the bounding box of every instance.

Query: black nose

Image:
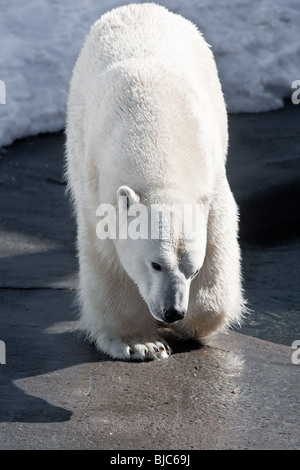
[164,307,185,324]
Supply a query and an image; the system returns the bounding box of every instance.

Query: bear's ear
[117,186,140,211]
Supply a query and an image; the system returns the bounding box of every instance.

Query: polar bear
[66,3,245,360]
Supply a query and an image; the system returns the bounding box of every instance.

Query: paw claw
[95,334,171,361]
[128,339,171,361]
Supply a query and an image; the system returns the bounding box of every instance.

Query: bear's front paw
[128,339,171,361]
[95,335,171,361]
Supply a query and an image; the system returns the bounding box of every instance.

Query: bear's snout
[163,307,185,324]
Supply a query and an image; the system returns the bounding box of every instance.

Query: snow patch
[0,0,299,148]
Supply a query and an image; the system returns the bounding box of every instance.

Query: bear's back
[86,4,204,72]
[66,4,227,206]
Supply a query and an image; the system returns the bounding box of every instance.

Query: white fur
[65,3,245,360]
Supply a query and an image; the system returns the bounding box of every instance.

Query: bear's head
[112,186,208,324]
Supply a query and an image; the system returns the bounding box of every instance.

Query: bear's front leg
[172,173,245,340]
[77,242,171,361]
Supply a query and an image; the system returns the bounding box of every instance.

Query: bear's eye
[192,269,199,278]
[151,262,162,271]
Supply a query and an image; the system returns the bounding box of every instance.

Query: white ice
[0,0,299,148]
